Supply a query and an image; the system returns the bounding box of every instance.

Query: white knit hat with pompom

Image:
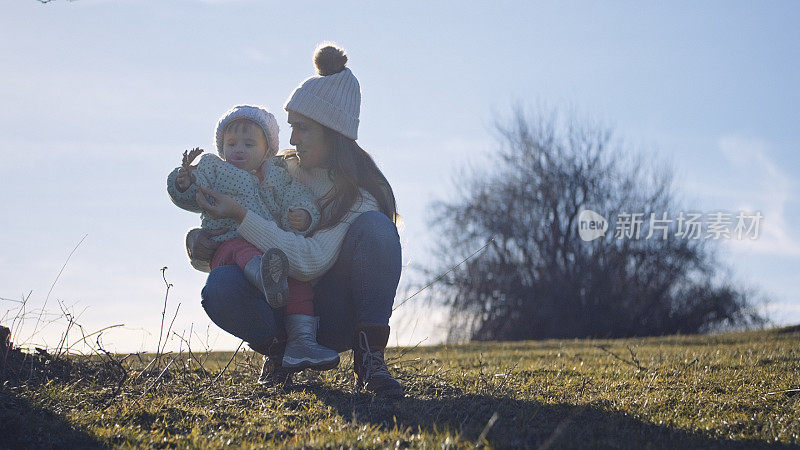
[214,105,280,157]
[284,43,361,140]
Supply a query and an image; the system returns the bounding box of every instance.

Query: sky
[1,1,798,353]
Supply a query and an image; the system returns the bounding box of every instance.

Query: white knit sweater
[233,157,379,282]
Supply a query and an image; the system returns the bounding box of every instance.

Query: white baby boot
[282,314,340,371]
[243,248,289,308]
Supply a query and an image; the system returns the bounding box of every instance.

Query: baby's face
[222,119,269,173]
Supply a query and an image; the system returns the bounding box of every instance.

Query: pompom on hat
[214,105,280,157]
[284,43,361,140]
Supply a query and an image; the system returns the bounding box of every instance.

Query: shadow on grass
[304,386,790,448]
[0,388,105,449]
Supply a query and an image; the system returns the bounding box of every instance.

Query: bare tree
[427,106,765,342]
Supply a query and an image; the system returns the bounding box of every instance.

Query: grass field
[1,326,799,448]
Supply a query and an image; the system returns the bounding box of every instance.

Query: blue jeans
[200,211,402,352]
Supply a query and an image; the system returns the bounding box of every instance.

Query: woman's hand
[196,186,247,223]
[185,228,227,263]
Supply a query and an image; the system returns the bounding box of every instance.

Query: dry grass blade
[171,330,208,378]
[212,340,244,384]
[96,333,128,410]
[140,355,177,399]
[593,344,647,371]
[473,411,498,448]
[31,234,87,342]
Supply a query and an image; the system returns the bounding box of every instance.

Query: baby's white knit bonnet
[284,43,361,141]
[214,105,280,157]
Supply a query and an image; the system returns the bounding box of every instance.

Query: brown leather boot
[251,335,293,387]
[353,324,404,398]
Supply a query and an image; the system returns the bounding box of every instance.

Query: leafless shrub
[427,106,767,342]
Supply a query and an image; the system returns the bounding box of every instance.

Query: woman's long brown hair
[285,128,398,230]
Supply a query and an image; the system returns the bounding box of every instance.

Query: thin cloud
[717,135,800,257]
[761,301,800,326]
[240,47,273,65]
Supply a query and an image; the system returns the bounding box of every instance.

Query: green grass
[2,326,799,448]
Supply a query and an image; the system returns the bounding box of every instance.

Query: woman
[188,43,404,398]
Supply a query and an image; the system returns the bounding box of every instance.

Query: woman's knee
[342,211,401,273]
[349,211,400,247]
[201,265,278,344]
[201,265,242,314]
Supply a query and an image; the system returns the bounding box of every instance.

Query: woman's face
[288,111,330,169]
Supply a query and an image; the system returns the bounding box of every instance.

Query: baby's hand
[176,147,203,192]
[288,208,312,231]
[176,166,193,192]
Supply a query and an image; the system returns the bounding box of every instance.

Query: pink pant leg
[210,238,262,271]
[212,239,312,315]
[286,278,314,316]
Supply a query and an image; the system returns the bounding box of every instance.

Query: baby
[167,105,338,371]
